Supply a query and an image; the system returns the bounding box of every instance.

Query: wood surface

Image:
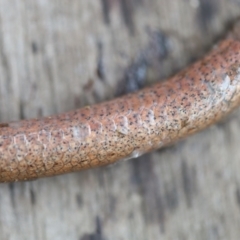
[0,0,240,239]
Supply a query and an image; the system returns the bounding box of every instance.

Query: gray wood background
[0,0,240,239]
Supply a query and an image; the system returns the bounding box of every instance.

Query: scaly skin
[1,24,240,182]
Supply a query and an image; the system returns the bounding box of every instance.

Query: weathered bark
[0,0,240,239]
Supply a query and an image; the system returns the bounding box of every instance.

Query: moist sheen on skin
[1,23,240,183]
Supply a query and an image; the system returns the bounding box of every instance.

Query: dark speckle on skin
[80,216,106,240]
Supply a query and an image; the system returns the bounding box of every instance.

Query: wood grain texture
[1,0,240,239]
[1,37,240,182]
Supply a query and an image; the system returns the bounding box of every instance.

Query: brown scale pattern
[1,26,240,182]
